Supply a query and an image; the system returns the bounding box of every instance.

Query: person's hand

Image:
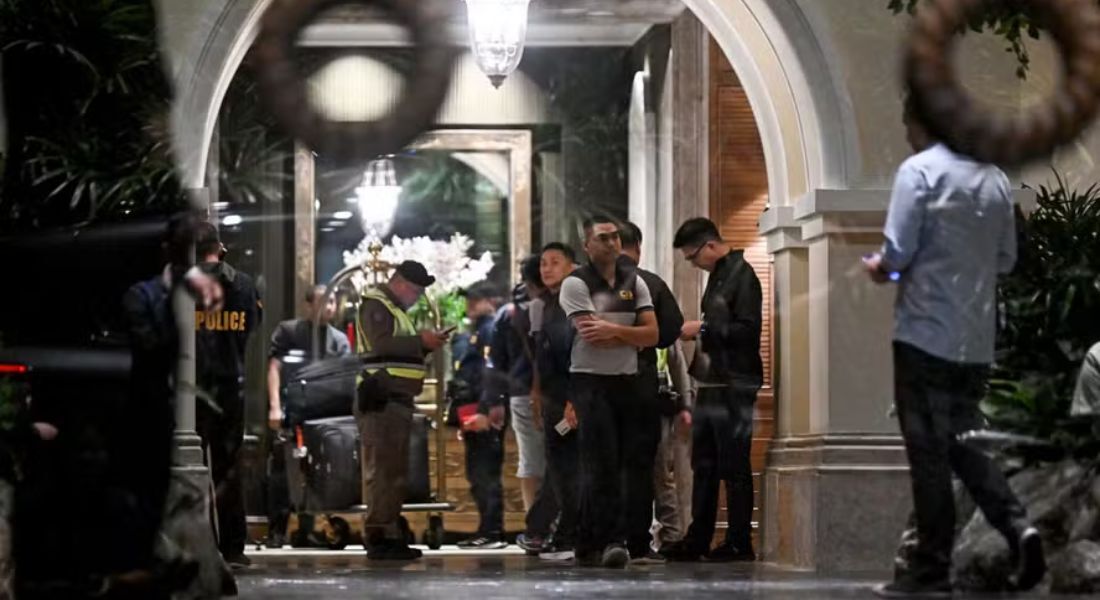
[32,422,58,442]
[531,392,544,431]
[463,413,491,432]
[681,320,702,341]
[576,319,618,346]
[184,268,224,311]
[420,330,449,351]
[488,405,506,429]
[268,407,283,431]
[564,401,578,429]
[863,253,890,285]
[675,410,692,438]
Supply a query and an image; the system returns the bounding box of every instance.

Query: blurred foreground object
[254,0,454,165]
[905,0,1100,165]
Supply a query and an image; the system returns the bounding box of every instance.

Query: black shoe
[706,543,756,562]
[872,578,952,598]
[539,542,576,561]
[631,550,667,565]
[600,544,630,569]
[457,536,508,550]
[367,539,423,561]
[224,553,252,570]
[574,549,602,567]
[1010,527,1046,591]
[517,533,546,555]
[265,532,287,549]
[661,540,705,562]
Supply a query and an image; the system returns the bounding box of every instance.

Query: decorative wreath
[253,0,455,165]
[905,0,1100,165]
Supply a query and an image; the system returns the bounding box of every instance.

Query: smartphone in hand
[554,418,572,436]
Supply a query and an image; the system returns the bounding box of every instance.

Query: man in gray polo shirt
[559,215,658,568]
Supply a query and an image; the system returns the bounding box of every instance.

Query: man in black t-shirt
[264,285,350,545]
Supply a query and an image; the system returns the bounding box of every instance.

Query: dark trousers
[524,471,559,538]
[541,394,580,547]
[572,373,659,556]
[464,427,505,537]
[683,385,756,553]
[357,398,414,542]
[894,342,1027,581]
[266,429,292,539]
[196,376,246,557]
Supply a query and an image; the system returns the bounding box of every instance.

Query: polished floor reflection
[234,548,1083,599]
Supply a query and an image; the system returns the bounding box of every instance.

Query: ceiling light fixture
[464,0,531,89]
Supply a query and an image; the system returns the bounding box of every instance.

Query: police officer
[193,222,262,569]
[356,261,448,561]
[450,282,507,549]
[663,217,762,563]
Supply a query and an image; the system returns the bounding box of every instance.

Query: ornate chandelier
[463,0,531,88]
[351,158,401,239]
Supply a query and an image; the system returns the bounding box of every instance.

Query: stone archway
[164,0,856,205]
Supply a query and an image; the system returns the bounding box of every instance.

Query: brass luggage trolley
[296,242,453,550]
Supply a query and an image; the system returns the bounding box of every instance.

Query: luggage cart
[290,243,454,550]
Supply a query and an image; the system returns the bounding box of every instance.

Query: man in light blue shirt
[864,97,1045,598]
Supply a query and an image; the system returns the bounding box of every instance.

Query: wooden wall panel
[708,38,775,547]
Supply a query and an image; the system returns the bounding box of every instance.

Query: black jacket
[694,250,763,387]
[617,257,685,379]
[533,293,573,403]
[481,302,535,411]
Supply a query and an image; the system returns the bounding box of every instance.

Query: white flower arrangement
[343,233,495,300]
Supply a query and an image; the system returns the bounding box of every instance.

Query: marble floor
[234,547,1086,599]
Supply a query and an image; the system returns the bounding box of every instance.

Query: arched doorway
[164,0,864,571]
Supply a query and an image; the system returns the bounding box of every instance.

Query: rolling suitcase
[300,416,361,511]
[405,413,431,503]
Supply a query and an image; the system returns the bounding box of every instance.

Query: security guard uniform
[354,284,428,555]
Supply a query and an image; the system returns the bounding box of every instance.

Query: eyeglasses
[684,243,707,263]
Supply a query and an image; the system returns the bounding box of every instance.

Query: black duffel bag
[283,355,361,427]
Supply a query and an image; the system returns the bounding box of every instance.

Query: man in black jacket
[664,218,762,562]
[617,222,686,563]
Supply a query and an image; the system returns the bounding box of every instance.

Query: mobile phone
[555,418,572,436]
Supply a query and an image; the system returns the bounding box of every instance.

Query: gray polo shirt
[559,265,654,375]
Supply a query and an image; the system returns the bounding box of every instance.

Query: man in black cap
[356,260,450,560]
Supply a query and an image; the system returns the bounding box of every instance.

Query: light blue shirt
[882,143,1016,365]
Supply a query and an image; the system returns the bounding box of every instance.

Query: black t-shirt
[195,261,262,381]
[269,318,351,385]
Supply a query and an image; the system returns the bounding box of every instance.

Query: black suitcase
[283,356,359,426]
[405,414,431,503]
[301,416,361,511]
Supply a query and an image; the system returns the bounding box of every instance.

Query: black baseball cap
[461,281,500,301]
[394,260,436,287]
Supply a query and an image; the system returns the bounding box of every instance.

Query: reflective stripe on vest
[356,288,426,381]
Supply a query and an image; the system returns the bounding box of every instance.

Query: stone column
[670,10,708,319]
[174,187,209,468]
[761,190,910,573]
[294,140,317,303]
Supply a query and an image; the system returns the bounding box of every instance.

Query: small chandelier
[351,158,401,239]
[464,0,531,89]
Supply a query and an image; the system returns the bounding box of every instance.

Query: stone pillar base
[762,434,910,573]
